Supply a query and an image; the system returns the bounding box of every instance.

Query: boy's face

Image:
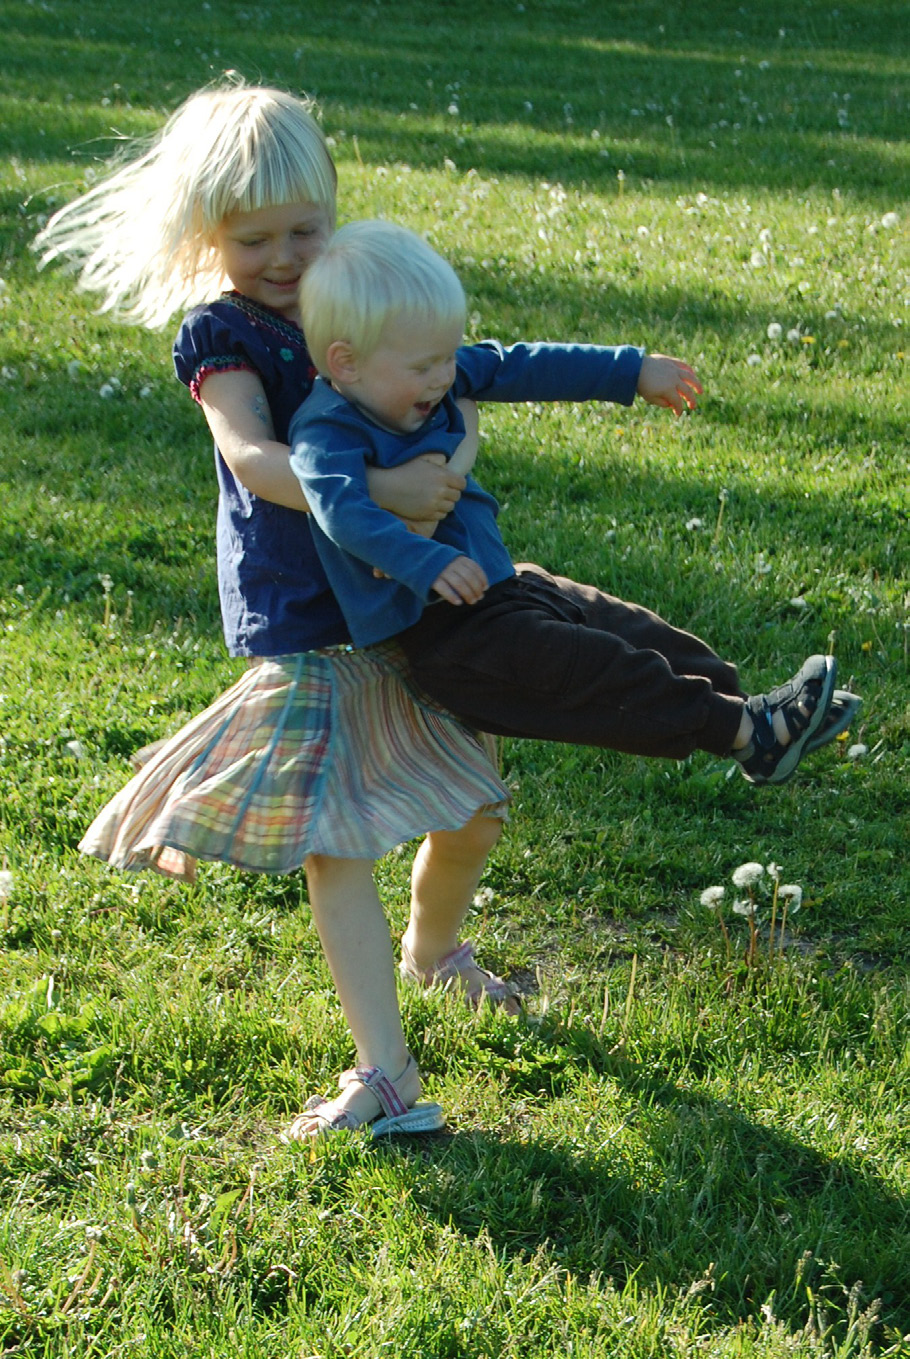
[213,201,332,322]
[345,316,464,433]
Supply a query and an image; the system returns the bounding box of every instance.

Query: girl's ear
[324,340,359,384]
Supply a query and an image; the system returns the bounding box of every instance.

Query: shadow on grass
[2,0,907,200]
[393,1045,910,1341]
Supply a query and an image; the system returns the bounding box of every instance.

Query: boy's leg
[288,854,420,1133]
[400,564,744,759]
[401,811,518,1012]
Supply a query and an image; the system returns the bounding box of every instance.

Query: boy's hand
[637,354,703,414]
[432,556,488,606]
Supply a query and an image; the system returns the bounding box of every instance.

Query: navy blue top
[173,293,352,656]
[289,338,644,648]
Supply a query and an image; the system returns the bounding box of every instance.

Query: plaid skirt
[79,644,509,881]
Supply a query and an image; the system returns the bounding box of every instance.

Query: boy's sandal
[400,939,521,1014]
[283,1054,445,1140]
[804,689,862,754]
[736,654,836,785]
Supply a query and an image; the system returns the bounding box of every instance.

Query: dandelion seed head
[0,870,13,900]
[473,886,495,908]
[881,211,900,229]
[846,742,868,760]
[732,898,758,917]
[779,884,803,912]
[732,861,764,888]
[766,322,783,340]
[700,886,726,907]
[747,353,762,366]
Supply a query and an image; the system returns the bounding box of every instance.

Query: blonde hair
[33,78,338,329]
[300,219,466,373]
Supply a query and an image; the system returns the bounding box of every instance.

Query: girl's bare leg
[402,812,516,1008]
[289,854,420,1133]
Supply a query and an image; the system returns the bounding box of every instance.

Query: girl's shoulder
[173,293,316,410]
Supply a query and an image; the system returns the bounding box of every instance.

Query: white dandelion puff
[732,898,758,917]
[847,742,868,760]
[732,862,764,888]
[700,886,726,907]
[0,870,13,900]
[778,884,803,912]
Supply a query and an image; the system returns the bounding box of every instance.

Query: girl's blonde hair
[301,219,466,374]
[33,78,338,329]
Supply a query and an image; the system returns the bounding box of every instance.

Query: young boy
[289,220,856,784]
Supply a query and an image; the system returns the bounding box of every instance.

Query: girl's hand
[370,453,466,522]
[637,354,703,414]
[431,556,488,606]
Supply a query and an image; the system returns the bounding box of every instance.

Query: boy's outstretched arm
[635,354,703,415]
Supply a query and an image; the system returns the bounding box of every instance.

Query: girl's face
[213,201,332,322]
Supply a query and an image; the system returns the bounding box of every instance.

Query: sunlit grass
[0,0,908,1354]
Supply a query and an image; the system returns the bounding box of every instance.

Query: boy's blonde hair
[300,220,466,374]
[33,78,338,329]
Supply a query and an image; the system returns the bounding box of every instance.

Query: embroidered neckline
[220,291,306,346]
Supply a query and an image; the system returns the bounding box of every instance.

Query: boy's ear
[324,340,359,384]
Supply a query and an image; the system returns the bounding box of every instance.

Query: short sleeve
[173,303,259,404]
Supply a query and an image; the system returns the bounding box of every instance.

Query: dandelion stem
[622,953,638,1035]
[711,489,728,547]
[768,880,780,964]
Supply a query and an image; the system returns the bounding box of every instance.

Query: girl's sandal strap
[400,939,519,1011]
[283,1055,445,1140]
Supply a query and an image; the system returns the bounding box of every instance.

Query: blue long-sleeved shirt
[289,338,644,647]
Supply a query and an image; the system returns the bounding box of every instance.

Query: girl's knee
[432,813,503,862]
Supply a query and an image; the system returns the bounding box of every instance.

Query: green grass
[1,0,909,1354]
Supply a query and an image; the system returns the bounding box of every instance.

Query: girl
[35,80,519,1140]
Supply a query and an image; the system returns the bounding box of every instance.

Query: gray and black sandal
[804,689,862,755]
[735,654,837,785]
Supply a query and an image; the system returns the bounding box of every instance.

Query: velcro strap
[342,1064,409,1118]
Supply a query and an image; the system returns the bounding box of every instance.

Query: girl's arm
[198,369,472,519]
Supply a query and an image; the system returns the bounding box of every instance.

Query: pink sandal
[283,1054,445,1140]
[400,940,520,1013]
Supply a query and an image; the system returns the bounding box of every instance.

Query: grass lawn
[0,1,908,1354]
